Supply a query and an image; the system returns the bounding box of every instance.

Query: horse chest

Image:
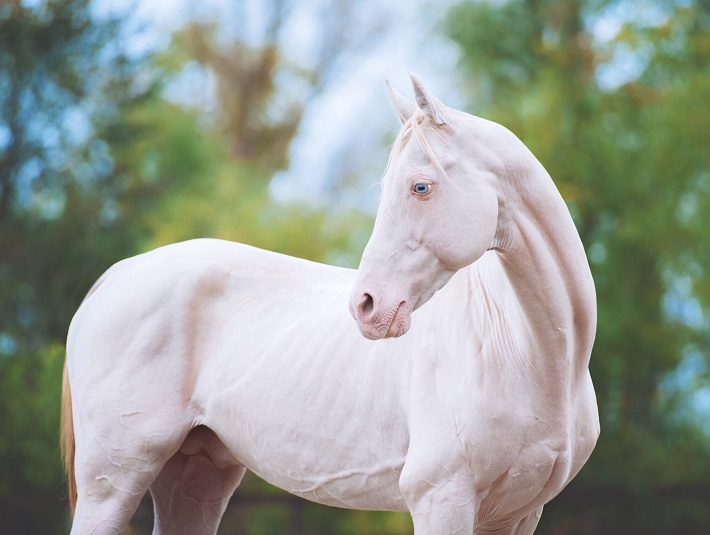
[435,405,570,529]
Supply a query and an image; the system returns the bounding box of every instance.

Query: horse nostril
[358,293,375,321]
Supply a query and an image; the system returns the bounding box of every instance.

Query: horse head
[349,74,505,340]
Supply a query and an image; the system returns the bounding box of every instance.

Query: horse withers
[62,75,599,534]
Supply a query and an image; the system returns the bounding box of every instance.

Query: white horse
[62,74,599,535]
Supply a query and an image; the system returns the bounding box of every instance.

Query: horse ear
[410,72,449,125]
[386,79,417,125]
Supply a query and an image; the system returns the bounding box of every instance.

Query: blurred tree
[0,0,142,348]
[142,0,381,266]
[167,0,383,174]
[446,0,710,533]
[0,1,181,531]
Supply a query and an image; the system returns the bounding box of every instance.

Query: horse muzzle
[349,289,413,340]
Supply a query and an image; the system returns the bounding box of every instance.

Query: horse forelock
[380,112,451,197]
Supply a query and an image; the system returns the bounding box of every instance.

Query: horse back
[66,239,355,412]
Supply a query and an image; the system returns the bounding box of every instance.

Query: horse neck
[484,150,596,383]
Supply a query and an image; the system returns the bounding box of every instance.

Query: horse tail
[61,259,128,517]
[60,361,77,515]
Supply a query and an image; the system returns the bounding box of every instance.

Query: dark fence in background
[128,472,413,535]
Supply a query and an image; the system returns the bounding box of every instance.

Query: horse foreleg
[400,462,477,535]
[407,491,477,535]
[509,507,543,535]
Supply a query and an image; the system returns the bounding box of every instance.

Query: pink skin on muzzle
[349,286,413,340]
[349,255,455,340]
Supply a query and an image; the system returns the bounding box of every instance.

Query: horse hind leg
[68,399,197,534]
[150,425,246,535]
[70,438,169,535]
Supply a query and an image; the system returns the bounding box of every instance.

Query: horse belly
[196,291,410,512]
[205,368,409,510]
[249,455,408,511]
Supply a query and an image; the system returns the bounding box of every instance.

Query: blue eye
[413,183,432,195]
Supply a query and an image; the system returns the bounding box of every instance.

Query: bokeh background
[1,0,710,533]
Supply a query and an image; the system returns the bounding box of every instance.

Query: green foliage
[0,0,164,351]
[0,344,67,533]
[145,153,372,266]
[447,0,710,532]
[125,21,375,267]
